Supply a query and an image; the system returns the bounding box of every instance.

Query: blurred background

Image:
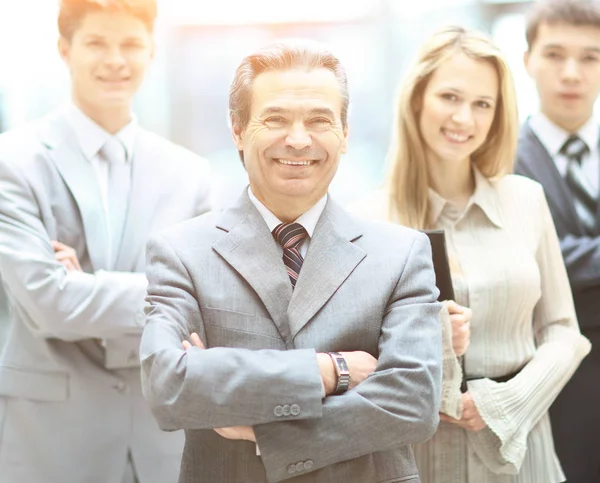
[0,0,539,208]
[0,0,548,334]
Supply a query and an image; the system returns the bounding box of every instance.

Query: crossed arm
[140,231,442,481]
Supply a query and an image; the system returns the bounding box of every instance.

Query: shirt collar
[529,112,598,157]
[64,103,138,162]
[247,187,328,238]
[428,166,503,228]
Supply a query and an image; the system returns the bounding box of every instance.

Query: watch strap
[328,351,350,395]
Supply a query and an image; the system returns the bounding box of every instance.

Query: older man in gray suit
[141,39,442,483]
[0,1,210,482]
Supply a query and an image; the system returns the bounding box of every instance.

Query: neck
[252,188,321,223]
[73,96,132,134]
[427,157,474,210]
[542,107,592,134]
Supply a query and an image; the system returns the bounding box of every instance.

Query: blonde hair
[386,26,518,229]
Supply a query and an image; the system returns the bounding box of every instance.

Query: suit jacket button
[287,464,296,475]
[304,460,313,470]
[113,381,126,393]
[295,462,305,473]
[282,404,291,416]
[274,405,284,417]
[290,404,301,416]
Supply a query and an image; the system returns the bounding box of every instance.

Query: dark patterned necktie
[273,223,308,288]
[560,135,597,234]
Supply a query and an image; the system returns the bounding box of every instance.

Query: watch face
[338,357,349,373]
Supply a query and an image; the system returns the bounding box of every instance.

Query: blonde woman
[353,26,590,482]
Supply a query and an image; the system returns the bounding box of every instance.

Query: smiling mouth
[98,77,130,83]
[276,159,314,166]
[442,129,471,143]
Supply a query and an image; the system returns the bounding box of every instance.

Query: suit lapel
[212,193,293,341]
[113,131,157,270]
[520,122,582,234]
[40,113,110,271]
[287,199,365,340]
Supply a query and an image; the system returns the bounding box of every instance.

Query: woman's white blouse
[351,170,591,483]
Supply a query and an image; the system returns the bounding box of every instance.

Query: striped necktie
[560,135,597,234]
[273,223,308,289]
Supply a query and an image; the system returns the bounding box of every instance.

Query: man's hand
[182,332,205,350]
[445,300,471,357]
[439,392,487,432]
[214,426,256,442]
[181,332,256,442]
[52,241,82,272]
[317,351,378,395]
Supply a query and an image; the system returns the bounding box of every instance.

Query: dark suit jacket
[515,121,600,332]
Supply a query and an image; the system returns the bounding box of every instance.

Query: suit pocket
[203,307,284,349]
[0,366,69,402]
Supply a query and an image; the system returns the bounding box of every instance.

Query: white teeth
[277,159,312,166]
[443,130,469,142]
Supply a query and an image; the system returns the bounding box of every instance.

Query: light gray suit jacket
[140,192,443,483]
[0,109,211,483]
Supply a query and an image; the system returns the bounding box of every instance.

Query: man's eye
[582,55,599,63]
[309,118,331,125]
[265,117,286,124]
[123,42,143,50]
[545,52,562,60]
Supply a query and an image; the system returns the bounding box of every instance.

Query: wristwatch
[328,352,350,395]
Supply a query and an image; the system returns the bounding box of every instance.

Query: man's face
[232,68,348,210]
[525,22,600,131]
[58,10,154,113]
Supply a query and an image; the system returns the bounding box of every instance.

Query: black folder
[424,230,455,302]
[423,230,468,393]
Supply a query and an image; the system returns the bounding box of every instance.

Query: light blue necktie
[100,137,130,267]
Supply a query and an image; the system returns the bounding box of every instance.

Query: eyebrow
[542,44,600,54]
[443,87,496,102]
[260,107,336,117]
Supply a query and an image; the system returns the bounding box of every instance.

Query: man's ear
[231,116,245,151]
[57,36,70,62]
[523,50,531,75]
[341,126,349,154]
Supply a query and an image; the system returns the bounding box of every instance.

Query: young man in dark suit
[515,1,600,481]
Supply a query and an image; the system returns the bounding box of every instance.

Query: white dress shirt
[248,187,327,258]
[529,112,599,196]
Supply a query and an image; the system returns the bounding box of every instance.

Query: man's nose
[104,46,127,67]
[561,57,581,83]
[285,122,312,150]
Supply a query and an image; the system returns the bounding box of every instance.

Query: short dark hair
[229,38,349,163]
[58,0,157,40]
[526,0,600,51]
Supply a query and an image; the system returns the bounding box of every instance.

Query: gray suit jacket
[515,121,600,331]
[140,192,442,483]
[0,109,211,483]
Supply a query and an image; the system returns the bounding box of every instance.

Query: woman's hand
[445,300,472,357]
[440,392,487,432]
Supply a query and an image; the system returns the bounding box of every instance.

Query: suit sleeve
[0,156,148,341]
[465,187,591,474]
[515,158,600,297]
[253,233,442,483]
[140,233,325,430]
